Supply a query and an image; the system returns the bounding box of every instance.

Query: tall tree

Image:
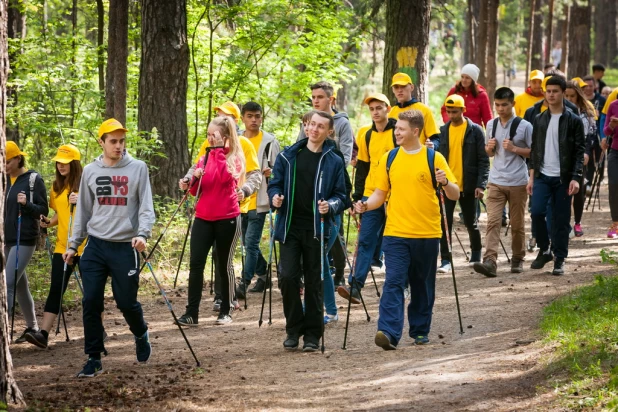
[105,0,128,124]
[567,0,590,77]
[138,0,189,198]
[1,0,25,407]
[484,0,500,104]
[6,0,25,144]
[545,0,555,66]
[382,0,431,102]
[466,0,480,65]
[96,0,104,95]
[560,5,570,74]
[593,0,617,68]
[530,0,543,70]
[524,0,536,84]
[476,0,488,82]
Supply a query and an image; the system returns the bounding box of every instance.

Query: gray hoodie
[297,112,354,165]
[246,131,280,213]
[70,153,156,248]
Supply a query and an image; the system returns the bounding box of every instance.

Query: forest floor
[10,184,617,411]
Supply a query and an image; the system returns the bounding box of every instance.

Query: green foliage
[604,69,618,90]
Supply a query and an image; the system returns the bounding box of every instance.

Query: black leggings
[187,216,240,317]
[44,253,80,314]
[573,174,586,224]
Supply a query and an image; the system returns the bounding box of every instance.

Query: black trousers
[44,253,80,314]
[187,216,240,317]
[279,228,323,343]
[440,193,483,261]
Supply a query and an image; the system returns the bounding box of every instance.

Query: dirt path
[10,188,617,411]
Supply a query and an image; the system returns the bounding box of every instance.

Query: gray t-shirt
[541,114,561,177]
[486,116,533,186]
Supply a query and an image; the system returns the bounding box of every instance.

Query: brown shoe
[473,259,497,278]
[511,258,524,273]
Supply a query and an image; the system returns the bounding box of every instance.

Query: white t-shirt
[541,114,561,177]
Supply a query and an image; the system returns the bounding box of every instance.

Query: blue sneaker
[77,357,103,378]
[324,314,338,325]
[414,335,429,345]
[135,330,152,363]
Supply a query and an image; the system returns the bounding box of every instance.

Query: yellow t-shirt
[448,120,466,190]
[374,146,456,239]
[10,176,16,185]
[195,136,260,214]
[356,124,396,197]
[389,102,439,144]
[602,88,618,115]
[245,131,263,211]
[514,92,544,117]
[50,187,86,255]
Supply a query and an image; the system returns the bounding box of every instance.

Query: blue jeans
[530,174,572,259]
[348,197,386,288]
[378,237,439,345]
[322,214,341,316]
[241,210,268,284]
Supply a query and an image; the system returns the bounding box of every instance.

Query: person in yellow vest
[514,70,545,118]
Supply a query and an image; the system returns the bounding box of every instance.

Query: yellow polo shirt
[448,120,466,189]
[389,102,439,144]
[514,93,544,117]
[356,124,396,197]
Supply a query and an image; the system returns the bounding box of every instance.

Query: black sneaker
[531,249,553,270]
[283,335,299,351]
[249,278,271,293]
[14,327,38,344]
[375,331,397,351]
[235,282,248,299]
[25,329,48,349]
[337,285,361,304]
[135,331,152,363]
[468,250,482,267]
[77,357,103,378]
[216,313,232,325]
[302,340,319,352]
[552,258,565,276]
[176,314,198,327]
[473,260,497,278]
[333,274,345,287]
[511,258,524,274]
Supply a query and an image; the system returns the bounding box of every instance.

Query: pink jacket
[441,84,493,128]
[190,148,241,221]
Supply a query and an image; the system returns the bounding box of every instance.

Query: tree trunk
[525,0,535,84]
[97,0,105,94]
[604,0,617,68]
[485,0,500,105]
[530,0,543,70]
[567,0,590,77]
[6,0,24,145]
[138,0,189,198]
[560,6,570,75]
[545,0,555,65]
[382,0,431,102]
[105,0,128,125]
[476,0,488,84]
[0,0,25,406]
[466,0,480,65]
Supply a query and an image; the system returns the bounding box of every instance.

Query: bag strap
[386,147,438,195]
[509,117,522,139]
[264,141,272,168]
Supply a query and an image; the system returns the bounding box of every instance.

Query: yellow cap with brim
[6,141,26,160]
[542,76,551,92]
[214,101,241,121]
[572,77,587,88]
[363,93,391,107]
[391,73,413,87]
[444,94,466,110]
[98,118,128,139]
[530,70,544,81]
[52,144,81,164]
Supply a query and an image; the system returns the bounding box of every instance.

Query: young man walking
[269,111,347,352]
[338,93,394,303]
[437,95,489,272]
[355,110,459,350]
[473,87,533,277]
[235,102,280,297]
[527,77,585,276]
[64,118,156,377]
[514,70,545,118]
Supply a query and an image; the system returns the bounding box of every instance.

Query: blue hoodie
[268,139,347,243]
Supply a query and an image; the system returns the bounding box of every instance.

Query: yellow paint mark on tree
[396,47,419,85]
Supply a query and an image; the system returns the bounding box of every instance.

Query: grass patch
[540,249,618,409]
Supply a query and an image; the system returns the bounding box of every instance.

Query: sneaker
[404,286,410,300]
[414,335,430,345]
[511,258,524,274]
[531,249,553,270]
[473,260,497,278]
[337,285,361,304]
[216,313,232,325]
[527,237,537,252]
[375,331,397,351]
[585,184,592,196]
[437,260,451,273]
[76,357,103,378]
[212,299,222,311]
[176,314,198,327]
[283,335,299,351]
[608,225,618,239]
[135,330,151,363]
[235,282,248,299]
[302,341,319,352]
[324,314,339,325]
[552,258,565,276]
[333,274,345,287]
[249,278,271,293]
[14,327,38,344]
[25,329,48,349]
[231,300,240,310]
[469,251,482,267]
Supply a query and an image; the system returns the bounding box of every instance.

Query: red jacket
[441,84,493,128]
[190,148,241,221]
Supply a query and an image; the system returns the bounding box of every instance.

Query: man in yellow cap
[388,72,440,149]
[64,117,156,377]
[514,70,545,117]
[436,94,489,273]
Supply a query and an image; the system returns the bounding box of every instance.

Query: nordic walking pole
[336,228,370,322]
[56,203,76,340]
[479,199,510,263]
[209,254,214,295]
[319,196,326,354]
[239,232,247,310]
[586,150,605,211]
[259,208,276,328]
[452,230,469,261]
[438,186,464,335]
[350,213,380,297]
[173,195,193,289]
[141,251,200,366]
[346,167,356,246]
[10,204,22,343]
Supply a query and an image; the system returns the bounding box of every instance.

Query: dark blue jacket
[268,139,347,243]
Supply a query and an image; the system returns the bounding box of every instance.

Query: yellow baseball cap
[98,118,128,138]
[444,94,466,110]
[542,76,551,92]
[391,72,413,87]
[572,77,587,88]
[52,144,81,164]
[363,93,391,106]
[214,101,241,121]
[529,70,544,81]
[6,141,26,160]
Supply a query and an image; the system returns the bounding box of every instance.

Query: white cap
[461,64,480,83]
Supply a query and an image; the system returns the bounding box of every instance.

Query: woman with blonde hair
[178,116,245,325]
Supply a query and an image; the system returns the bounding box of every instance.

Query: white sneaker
[216,314,232,325]
[437,261,451,273]
[324,314,338,325]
